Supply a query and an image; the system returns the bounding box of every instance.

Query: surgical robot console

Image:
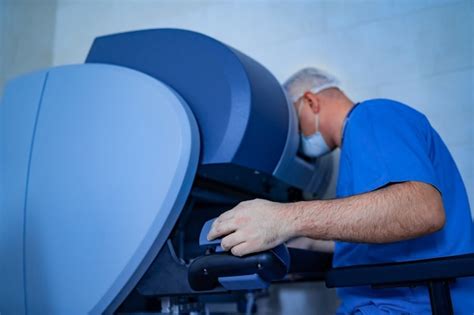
[1,29,473,315]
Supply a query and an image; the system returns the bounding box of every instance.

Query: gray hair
[283,67,340,103]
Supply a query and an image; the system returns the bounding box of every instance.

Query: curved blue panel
[0,70,48,315]
[15,64,199,313]
[86,28,289,175]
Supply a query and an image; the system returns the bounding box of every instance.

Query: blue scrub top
[335,99,474,314]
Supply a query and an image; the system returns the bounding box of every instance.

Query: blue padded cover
[86,28,289,176]
[0,64,199,314]
[0,70,49,315]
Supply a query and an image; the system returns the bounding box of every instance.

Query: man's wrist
[286,200,328,241]
[279,201,307,240]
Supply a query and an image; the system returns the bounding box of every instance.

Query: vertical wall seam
[22,71,49,314]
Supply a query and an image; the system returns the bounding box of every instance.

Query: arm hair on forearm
[288,181,445,244]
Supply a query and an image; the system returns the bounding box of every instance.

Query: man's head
[283,67,340,104]
[283,67,353,155]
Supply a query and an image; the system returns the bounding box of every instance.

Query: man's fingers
[207,219,237,241]
[230,242,251,257]
[218,209,235,222]
[221,232,245,251]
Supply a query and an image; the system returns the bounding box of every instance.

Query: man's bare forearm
[287,181,445,243]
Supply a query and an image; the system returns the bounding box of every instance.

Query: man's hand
[207,199,294,256]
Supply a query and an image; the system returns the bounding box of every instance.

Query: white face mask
[297,100,331,158]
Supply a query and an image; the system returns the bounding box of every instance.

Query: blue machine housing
[87,29,288,174]
[0,64,201,314]
[0,29,334,314]
[86,29,327,192]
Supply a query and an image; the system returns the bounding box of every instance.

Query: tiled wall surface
[0,1,472,313]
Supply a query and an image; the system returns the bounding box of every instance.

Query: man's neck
[333,99,355,147]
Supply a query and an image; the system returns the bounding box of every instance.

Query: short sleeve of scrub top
[337,99,440,198]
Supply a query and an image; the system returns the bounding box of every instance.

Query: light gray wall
[0,0,57,96]
[0,1,6,93]
[0,2,4,84]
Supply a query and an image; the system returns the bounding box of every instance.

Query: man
[207,68,474,314]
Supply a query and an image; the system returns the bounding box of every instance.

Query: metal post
[428,280,453,315]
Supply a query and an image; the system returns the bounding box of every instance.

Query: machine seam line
[22,71,49,314]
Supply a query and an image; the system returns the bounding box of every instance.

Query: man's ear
[304,92,320,114]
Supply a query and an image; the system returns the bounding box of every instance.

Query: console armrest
[325,253,474,315]
[326,253,474,288]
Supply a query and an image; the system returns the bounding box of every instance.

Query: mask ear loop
[314,111,320,133]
